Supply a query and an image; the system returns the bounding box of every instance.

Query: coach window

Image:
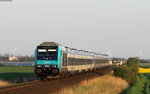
[76,58,78,65]
[81,59,83,64]
[85,59,87,65]
[72,58,74,65]
[70,58,72,65]
[88,59,90,64]
[76,59,78,65]
[69,58,71,65]
[86,59,88,64]
[71,58,74,65]
[82,59,84,64]
[73,58,76,65]
[84,59,86,65]
[73,58,75,65]
[74,58,76,65]
[77,59,79,65]
[90,59,91,64]
[86,59,87,64]
[80,59,82,65]
[90,59,92,64]
[68,58,71,65]
[74,59,76,65]
[68,58,70,65]
[79,59,81,65]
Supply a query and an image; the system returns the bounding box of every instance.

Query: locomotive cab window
[37,46,58,60]
[48,49,57,55]
[38,49,47,56]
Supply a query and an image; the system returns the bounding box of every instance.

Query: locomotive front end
[35,42,61,79]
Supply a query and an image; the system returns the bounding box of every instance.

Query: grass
[139,64,150,68]
[55,75,129,94]
[123,73,150,94]
[0,66,34,73]
[122,64,150,94]
[0,66,35,84]
[0,80,9,86]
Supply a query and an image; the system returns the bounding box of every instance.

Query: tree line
[140,59,150,63]
[0,54,34,62]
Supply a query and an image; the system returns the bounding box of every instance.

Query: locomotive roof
[39,42,61,46]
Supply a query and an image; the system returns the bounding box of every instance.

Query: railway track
[0,80,43,94]
[0,68,113,94]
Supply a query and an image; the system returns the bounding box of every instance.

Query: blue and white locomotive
[34,42,110,80]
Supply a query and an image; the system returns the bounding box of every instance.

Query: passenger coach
[34,42,110,80]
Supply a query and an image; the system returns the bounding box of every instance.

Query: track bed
[0,68,112,94]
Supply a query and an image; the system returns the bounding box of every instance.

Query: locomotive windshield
[37,46,58,60]
[38,49,47,56]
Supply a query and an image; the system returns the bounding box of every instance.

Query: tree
[113,57,140,85]
[113,65,137,84]
[127,58,139,68]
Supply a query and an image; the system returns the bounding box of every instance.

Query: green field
[123,73,150,94]
[139,64,150,68]
[0,66,35,83]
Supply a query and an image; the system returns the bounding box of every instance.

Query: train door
[62,52,67,66]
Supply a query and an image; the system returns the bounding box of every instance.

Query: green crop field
[139,64,150,68]
[123,73,150,94]
[0,66,35,83]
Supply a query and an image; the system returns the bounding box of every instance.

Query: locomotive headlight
[53,65,57,68]
[38,65,42,67]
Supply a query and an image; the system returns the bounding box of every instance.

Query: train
[34,42,111,80]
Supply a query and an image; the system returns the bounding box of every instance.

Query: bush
[127,58,139,68]
[113,57,139,85]
[113,66,136,84]
[127,58,139,76]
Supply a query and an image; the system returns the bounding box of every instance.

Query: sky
[0,0,150,58]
